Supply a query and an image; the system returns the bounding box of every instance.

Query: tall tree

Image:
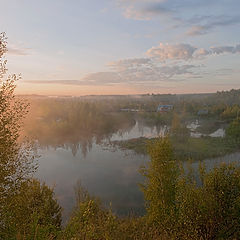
[0,33,61,239]
[0,33,36,210]
[140,137,179,236]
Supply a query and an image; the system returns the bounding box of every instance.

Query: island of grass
[112,136,239,161]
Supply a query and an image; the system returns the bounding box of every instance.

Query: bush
[1,179,62,240]
[62,183,118,240]
[142,137,240,239]
[226,118,240,144]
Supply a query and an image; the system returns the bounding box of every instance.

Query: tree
[170,113,190,142]
[140,137,179,237]
[141,137,240,239]
[0,32,37,223]
[176,163,240,239]
[1,180,62,240]
[0,33,62,239]
[63,182,117,240]
[226,118,240,144]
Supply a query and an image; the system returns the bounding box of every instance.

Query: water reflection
[182,152,240,186]
[36,143,148,223]
[32,119,167,157]
[34,120,165,222]
[187,120,226,138]
[110,121,167,141]
[191,152,240,171]
[32,116,233,223]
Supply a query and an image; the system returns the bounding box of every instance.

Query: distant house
[157,105,174,112]
[197,109,208,115]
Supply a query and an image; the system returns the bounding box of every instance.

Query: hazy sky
[1,0,240,95]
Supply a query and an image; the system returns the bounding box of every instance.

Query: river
[34,120,238,223]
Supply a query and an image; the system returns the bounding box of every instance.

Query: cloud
[117,0,170,20]
[24,41,240,87]
[7,46,32,56]
[109,58,197,80]
[82,72,121,84]
[25,80,86,85]
[146,43,197,61]
[25,42,240,87]
[25,73,122,86]
[187,15,240,36]
[108,58,152,71]
[25,60,198,87]
[146,42,240,61]
[210,45,240,55]
[124,5,171,20]
[194,48,210,58]
[117,0,240,38]
[187,25,209,36]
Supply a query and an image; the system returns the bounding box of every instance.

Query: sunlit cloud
[24,62,199,86]
[146,42,240,61]
[146,43,197,61]
[108,58,198,83]
[24,41,240,88]
[108,58,152,71]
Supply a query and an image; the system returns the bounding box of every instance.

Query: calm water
[35,122,157,223]
[35,120,237,223]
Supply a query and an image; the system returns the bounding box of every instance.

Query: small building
[157,105,174,113]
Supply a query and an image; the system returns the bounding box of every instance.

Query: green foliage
[0,75,36,197]
[0,34,38,234]
[24,99,136,156]
[59,137,240,239]
[115,134,238,161]
[63,183,118,240]
[0,34,62,240]
[226,118,240,143]
[221,105,240,121]
[176,163,240,239]
[140,138,179,235]
[1,179,62,240]
[170,114,190,142]
[172,136,237,161]
[62,184,162,240]
[141,137,240,239]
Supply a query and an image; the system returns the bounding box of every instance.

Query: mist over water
[22,95,240,223]
[34,120,159,222]
[36,143,148,223]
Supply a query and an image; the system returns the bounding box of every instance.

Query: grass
[112,136,239,161]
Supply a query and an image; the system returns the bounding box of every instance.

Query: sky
[0,0,240,95]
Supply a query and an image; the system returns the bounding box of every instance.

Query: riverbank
[112,136,239,161]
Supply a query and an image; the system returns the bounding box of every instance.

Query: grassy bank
[113,136,239,161]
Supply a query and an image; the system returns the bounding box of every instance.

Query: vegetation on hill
[60,138,240,239]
